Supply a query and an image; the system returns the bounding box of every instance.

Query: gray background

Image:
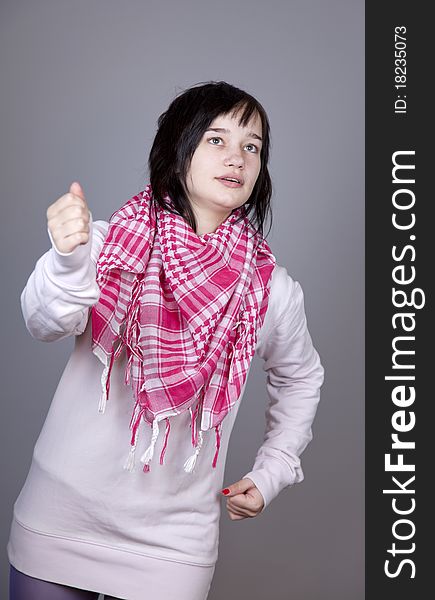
[0,1,364,598]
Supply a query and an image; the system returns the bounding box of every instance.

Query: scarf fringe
[101,351,228,474]
[185,420,223,472]
[190,403,199,447]
[228,314,254,384]
[182,386,204,472]
[99,307,253,475]
[183,430,204,473]
[122,387,221,473]
[159,418,171,465]
[123,401,145,472]
[212,423,222,468]
[122,414,223,473]
[98,364,110,413]
[124,446,137,471]
[98,348,116,413]
[140,417,160,467]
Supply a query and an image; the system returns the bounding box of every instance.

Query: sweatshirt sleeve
[242,269,324,513]
[20,214,109,342]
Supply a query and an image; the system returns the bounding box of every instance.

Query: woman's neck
[191,205,232,237]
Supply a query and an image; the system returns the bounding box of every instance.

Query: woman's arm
[20,215,109,342]
[242,271,325,512]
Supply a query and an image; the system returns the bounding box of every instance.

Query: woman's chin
[212,193,248,212]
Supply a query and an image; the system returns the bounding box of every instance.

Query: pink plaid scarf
[91,185,276,473]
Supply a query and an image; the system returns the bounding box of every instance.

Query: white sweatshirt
[7,214,324,599]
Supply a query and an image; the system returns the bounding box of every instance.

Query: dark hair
[148,81,273,239]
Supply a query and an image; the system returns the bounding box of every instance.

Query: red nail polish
[222,488,230,495]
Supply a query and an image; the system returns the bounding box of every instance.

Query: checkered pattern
[91,185,276,469]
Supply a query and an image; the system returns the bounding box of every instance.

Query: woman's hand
[221,477,265,520]
[46,181,91,254]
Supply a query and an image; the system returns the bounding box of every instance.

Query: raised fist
[46,181,91,254]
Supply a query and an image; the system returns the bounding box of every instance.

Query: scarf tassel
[212,423,222,468]
[190,403,199,447]
[124,445,137,472]
[98,348,116,414]
[159,418,171,465]
[124,418,222,473]
[183,387,206,472]
[228,317,251,384]
[124,352,133,386]
[140,417,161,468]
[190,386,205,445]
[184,422,223,472]
[122,275,145,388]
[125,416,171,472]
[141,417,171,473]
[183,430,204,473]
[123,401,145,471]
[125,388,205,474]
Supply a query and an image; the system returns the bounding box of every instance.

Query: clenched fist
[221,477,265,520]
[47,181,91,254]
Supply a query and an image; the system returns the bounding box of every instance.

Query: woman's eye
[207,137,259,153]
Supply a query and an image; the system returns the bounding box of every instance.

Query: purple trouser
[9,564,121,600]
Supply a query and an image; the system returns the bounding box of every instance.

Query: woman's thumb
[221,478,253,497]
[70,180,85,200]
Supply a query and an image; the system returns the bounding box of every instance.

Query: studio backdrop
[0,1,364,598]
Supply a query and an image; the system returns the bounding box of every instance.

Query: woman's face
[184,110,263,221]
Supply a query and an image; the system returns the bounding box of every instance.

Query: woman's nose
[224,148,244,168]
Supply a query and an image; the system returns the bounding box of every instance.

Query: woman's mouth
[216,177,243,188]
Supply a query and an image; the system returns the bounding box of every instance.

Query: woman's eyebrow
[205,127,262,142]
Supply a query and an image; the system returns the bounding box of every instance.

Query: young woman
[7,81,324,600]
